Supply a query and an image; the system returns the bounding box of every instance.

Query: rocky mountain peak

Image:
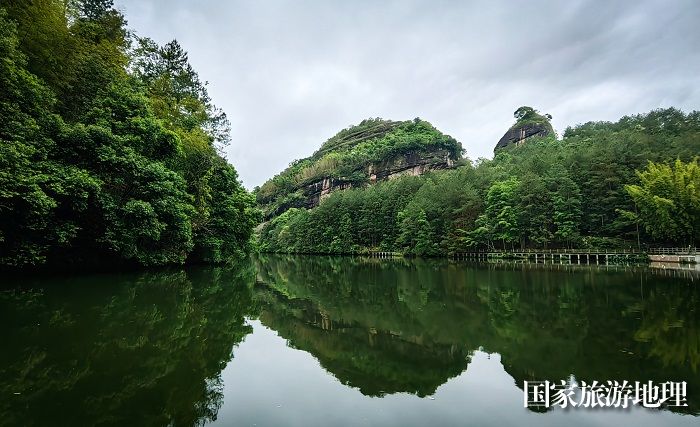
[495,106,553,151]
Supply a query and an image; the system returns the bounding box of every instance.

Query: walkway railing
[647,247,697,255]
[453,247,697,255]
[367,251,401,259]
[452,248,644,254]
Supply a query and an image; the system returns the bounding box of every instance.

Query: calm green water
[1,256,699,426]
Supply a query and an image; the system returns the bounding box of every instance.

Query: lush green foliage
[623,159,700,245]
[512,106,554,133]
[0,2,259,268]
[256,117,463,217]
[259,108,700,254]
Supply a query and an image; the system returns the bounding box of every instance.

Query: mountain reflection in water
[1,255,698,426]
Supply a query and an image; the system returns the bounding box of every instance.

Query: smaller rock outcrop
[494,106,553,152]
[495,123,549,151]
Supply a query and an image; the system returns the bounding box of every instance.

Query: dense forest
[258,108,700,255]
[0,1,259,269]
[3,2,698,266]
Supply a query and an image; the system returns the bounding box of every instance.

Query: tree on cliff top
[512,106,554,133]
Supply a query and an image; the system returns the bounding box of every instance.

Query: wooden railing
[453,248,697,255]
[647,247,697,255]
[367,251,401,258]
[367,247,698,259]
[453,248,645,254]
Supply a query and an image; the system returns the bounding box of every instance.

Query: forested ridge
[259,108,700,255]
[256,117,463,219]
[0,0,259,269]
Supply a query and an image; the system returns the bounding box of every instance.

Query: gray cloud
[115,0,700,188]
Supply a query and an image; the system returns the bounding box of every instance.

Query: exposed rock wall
[495,123,549,151]
[369,150,454,182]
[299,149,455,210]
[303,178,354,207]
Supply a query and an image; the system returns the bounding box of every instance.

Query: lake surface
[2,256,699,426]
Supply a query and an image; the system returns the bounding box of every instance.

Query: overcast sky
[116,0,700,189]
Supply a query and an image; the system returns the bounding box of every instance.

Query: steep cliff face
[495,123,549,151]
[369,149,455,182]
[257,118,462,219]
[304,149,455,206]
[494,106,554,152]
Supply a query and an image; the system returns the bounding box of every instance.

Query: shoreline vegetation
[0,1,260,271]
[257,108,700,258]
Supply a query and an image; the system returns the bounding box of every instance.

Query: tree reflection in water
[253,255,700,415]
[0,263,256,426]
[1,255,698,426]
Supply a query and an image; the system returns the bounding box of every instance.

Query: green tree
[396,207,437,256]
[330,212,353,254]
[549,169,582,248]
[485,178,520,249]
[623,159,700,245]
[414,210,437,255]
[517,173,552,248]
[0,3,258,269]
[513,106,553,129]
[131,38,230,144]
[0,10,100,267]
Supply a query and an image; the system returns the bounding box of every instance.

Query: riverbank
[265,247,699,265]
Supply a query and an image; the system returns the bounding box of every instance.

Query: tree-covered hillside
[256,118,463,219]
[259,107,700,254]
[0,1,259,269]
